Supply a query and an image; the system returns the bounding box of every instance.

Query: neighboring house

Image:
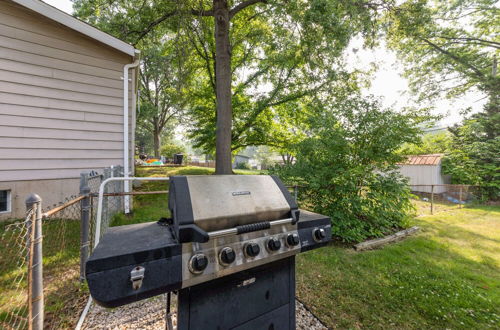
[397,154,451,194]
[233,154,250,169]
[0,0,140,219]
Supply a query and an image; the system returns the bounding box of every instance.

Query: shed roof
[11,0,138,57]
[397,154,443,166]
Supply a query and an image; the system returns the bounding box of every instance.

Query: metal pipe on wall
[122,57,140,213]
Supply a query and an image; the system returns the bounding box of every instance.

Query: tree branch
[420,37,485,79]
[191,9,214,16]
[129,7,213,45]
[229,0,267,19]
[435,36,500,48]
[130,11,177,45]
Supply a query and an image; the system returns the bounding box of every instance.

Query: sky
[44,0,486,128]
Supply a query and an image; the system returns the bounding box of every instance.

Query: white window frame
[0,190,11,214]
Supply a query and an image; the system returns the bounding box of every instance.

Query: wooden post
[430,185,434,215]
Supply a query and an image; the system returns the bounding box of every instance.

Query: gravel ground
[82,295,327,329]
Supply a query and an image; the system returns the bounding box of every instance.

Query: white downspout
[123,58,140,213]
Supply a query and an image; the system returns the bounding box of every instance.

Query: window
[0,190,10,213]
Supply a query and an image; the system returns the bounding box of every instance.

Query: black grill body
[85,175,331,329]
[177,257,296,330]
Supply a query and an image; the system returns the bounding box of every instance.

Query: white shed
[397,154,451,194]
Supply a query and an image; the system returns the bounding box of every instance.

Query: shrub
[235,161,251,170]
[160,143,186,159]
[270,97,421,242]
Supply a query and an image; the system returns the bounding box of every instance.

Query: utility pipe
[123,58,140,213]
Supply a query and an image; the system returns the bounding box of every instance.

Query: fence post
[459,186,463,208]
[26,194,43,330]
[79,184,91,282]
[430,185,434,215]
[103,167,111,224]
[293,185,298,202]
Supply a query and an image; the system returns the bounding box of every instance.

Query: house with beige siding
[0,0,140,219]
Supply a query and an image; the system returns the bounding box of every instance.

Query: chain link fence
[40,195,86,329]
[409,184,483,216]
[0,165,124,330]
[0,213,31,329]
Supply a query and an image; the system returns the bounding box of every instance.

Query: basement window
[0,190,10,213]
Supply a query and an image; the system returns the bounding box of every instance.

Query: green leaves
[270,95,420,242]
[385,0,499,102]
[442,117,500,199]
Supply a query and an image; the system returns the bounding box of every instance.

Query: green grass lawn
[297,206,500,329]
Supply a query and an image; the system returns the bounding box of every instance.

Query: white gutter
[123,58,140,213]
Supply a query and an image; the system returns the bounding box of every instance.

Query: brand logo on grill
[232,191,251,196]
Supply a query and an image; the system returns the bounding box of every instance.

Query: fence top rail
[409,184,479,187]
[42,195,85,218]
[91,190,169,197]
[94,177,171,248]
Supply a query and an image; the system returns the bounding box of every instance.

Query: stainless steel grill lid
[168,175,299,242]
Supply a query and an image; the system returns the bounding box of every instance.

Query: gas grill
[86,175,331,329]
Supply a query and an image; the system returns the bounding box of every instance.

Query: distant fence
[409,184,483,215]
[285,183,483,216]
[188,160,216,168]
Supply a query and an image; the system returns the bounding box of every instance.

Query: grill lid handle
[291,209,300,225]
[236,221,271,235]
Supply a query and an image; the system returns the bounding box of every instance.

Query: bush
[160,143,186,159]
[270,97,421,242]
[235,161,251,170]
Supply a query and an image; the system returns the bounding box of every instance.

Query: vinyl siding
[0,0,136,182]
[397,164,449,194]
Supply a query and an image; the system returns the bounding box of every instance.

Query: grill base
[177,257,296,330]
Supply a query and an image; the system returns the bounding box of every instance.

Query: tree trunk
[153,116,161,158]
[213,0,233,174]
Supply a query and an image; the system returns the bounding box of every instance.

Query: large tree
[138,34,192,157]
[74,0,384,173]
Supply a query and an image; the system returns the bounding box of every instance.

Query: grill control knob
[189,254,208,274]
[244,243,260,258]
[313,228,326,242]
[219,247,236,266]
[286,233,300,247]
[267,237,281,251]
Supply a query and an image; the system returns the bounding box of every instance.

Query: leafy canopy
[74,0,387,154]
[385,0,499,101]
[271,95,427,242]
[399,131,452,155]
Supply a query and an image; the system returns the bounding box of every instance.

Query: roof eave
[12,0,138,58]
